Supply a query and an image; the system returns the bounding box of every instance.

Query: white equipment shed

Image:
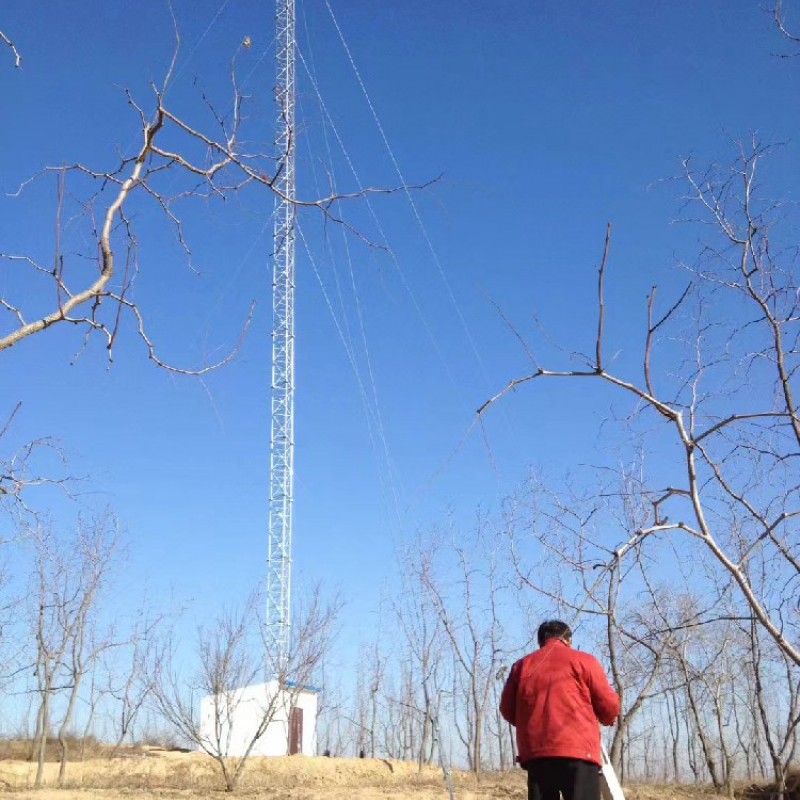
[199,680,318,757]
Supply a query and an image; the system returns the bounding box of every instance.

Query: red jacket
[499,639,620,766]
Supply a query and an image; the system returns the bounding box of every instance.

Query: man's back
[500,638,619,766]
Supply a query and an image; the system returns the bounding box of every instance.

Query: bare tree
[502,472,675,778]
[0,18,427,372]
[107,607,166,756]
[669,629,728,790]
[479,142,800,667]
[152,584,340,792]
[394,538,448,768]
[360,631,387,758]
[28,513,119,788]
[1,15,431,537]
[418,521,508,773]
[313,659,347,756]
[747,613,800,798]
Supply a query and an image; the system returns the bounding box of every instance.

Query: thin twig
[595,223,612,371]
[0,29,22,68]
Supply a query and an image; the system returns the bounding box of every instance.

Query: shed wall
[199,681,317,758]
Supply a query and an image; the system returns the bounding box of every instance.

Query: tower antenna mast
[267,0,296,675]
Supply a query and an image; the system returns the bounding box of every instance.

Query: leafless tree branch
[479,143,800,667]
[2,36,432,374]
[0,29,21,68]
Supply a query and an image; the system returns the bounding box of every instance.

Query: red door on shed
[289,707,303,755]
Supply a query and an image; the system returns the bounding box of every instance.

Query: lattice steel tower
[267,0,296,674]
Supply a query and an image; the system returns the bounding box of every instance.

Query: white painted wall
[199,680,318,757]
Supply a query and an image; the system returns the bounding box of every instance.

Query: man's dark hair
[537,620,572,647]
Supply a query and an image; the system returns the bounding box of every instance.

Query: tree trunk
[34,690,50,789]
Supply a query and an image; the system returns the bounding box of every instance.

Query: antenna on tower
[267,0,296,676]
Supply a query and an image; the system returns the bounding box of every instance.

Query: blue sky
[2,1,799,645]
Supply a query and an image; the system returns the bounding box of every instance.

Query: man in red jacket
[500,620,620,800]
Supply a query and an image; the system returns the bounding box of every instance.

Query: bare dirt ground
[0,748,726,800]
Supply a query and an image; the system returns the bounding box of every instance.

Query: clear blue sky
[2,1,798,640]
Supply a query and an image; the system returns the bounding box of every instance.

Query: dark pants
[525,757,601,800]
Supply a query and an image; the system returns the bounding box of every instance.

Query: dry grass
[0,749,521,797]
[0,749,754,800]
[743,768,800,800]
[0,737,140,763]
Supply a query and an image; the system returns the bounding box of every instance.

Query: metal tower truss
[267,0,296,675]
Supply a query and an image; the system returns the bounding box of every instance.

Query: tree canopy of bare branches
[480,141,800,668]
[27,514,119,787]
[1,24,425,376]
